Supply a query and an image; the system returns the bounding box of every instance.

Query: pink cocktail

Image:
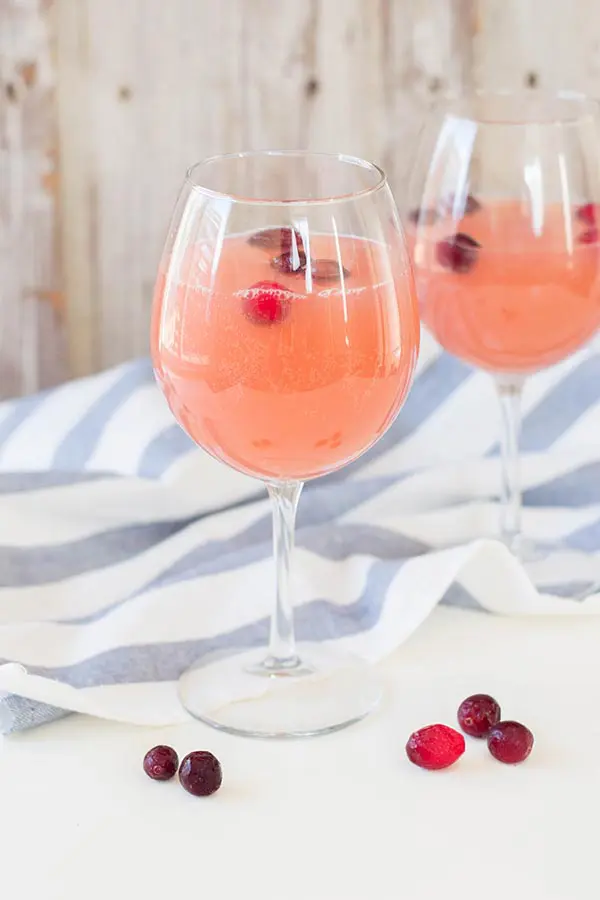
[153,233,418,482]
[412,200,600,373]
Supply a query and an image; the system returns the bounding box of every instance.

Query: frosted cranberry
[457,694,501,738]
[436,232,481,273]
[310,258,350,283]
[579,227,599,244]
[408,207,438,226]
[143,745,178,781]
[576,203,597,225]
[406,724,465,770]
[247,227,302,253]
[487,721,534,765]
[243,280,290,324]
[179,751,223,796]
[271,248,307,274]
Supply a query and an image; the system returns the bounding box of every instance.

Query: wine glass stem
[495,378,524,549]
[265,480,303,669]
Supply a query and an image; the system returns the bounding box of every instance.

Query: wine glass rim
[184,150,387,206]
[432,88,599,125]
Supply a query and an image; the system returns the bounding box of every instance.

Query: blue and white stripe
[1,337,600,734]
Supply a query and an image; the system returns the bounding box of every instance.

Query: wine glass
[407,91,600,595]
[151,151,420,737]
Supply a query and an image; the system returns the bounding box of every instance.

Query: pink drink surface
[411,201,600,373]
[152,233,419,481]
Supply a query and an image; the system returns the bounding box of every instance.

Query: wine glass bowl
[151,151,420,736]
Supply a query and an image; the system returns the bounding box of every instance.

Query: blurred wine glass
[407,91,600,596]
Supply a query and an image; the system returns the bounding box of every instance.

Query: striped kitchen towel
[1,330,600,734]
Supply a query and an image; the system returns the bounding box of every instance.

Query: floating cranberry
[576,203,597,226]
[143,745,179,781]
[179,751,223,796]
[271,250,307,274]
[310,258,350,283]
[243,280,290,324]
[436,232,481,273]
[247,227,303,253]
[457,694,501,738]
[487,721,534,765]
[579,227,599,244]
[406,724,466,771]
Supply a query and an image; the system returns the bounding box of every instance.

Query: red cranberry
[487,721,534,765]
[179,751,223,796]
[143,745,179,781]
[243,281,290,325]
[579,227,599,244]
[457,694,501,738]
[247,227,302,253]
[271,249,307,274]
[576,203,597,226]
[436,232,481,273]
[408,207,438,226]
[310,258,350,283]
[406,724,465,771]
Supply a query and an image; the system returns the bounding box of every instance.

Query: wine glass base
[178,643,382,739]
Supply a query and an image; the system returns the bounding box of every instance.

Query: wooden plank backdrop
[1,0,600,395]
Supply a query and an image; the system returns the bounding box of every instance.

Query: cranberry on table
[487,721,534,765]
[405,724,466,771]
[143,745,179,781]
[457,694,501,738]
[179,750,223,796]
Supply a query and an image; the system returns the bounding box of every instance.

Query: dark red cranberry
[310,258,350,283]
[405,724,466,771]
[576,203,597,226]
[143,745,179,781]
[436,232,481,273]
[487,721,534,765]
[271,250,307,274]
[457,694,501,738]
[179,751,223,796]
[247,227,302,253]
[579,227,599,244]
[408,207,438,226]
[243,281,290,324]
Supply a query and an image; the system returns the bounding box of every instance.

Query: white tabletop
[2,606,598,900]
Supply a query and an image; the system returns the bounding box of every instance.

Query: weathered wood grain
[472,0,600,93]
[55,0,478,382]
[3,0,600,393]
[0,0,65,397]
